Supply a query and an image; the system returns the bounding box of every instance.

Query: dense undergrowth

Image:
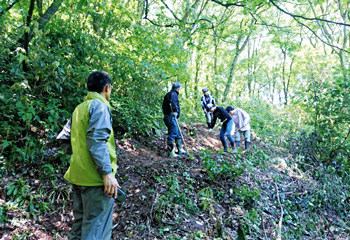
[1,119,350,239]
[1,1,350,238]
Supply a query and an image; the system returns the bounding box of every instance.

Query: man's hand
[103,173,121,199]
[208,129,214,133]
[171,112,178,118]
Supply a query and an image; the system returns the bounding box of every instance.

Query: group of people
[60,72,252,239]
[162,82,251,155]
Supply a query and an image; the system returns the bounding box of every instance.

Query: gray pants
[235,129,251,142]
[205,112,213,125]
[69,185,115,240]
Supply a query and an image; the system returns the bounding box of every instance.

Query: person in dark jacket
[209,105,235,152]
[201,87,216,128]
[162,82,186,157]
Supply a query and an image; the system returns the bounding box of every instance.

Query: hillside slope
[1,123,349,239]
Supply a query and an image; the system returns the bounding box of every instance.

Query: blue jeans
[69,185,115,240]
[220,119,235,149]
[163,115,181,142]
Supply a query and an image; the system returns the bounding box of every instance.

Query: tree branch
[160,0,181,22]
[210,0,245,8]
[0,0,21,17]
[36,0,63,32]
[269,0,350,27]
[292,14,350,53]
[144,0,176,27]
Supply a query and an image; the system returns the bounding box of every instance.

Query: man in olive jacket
[63,71,120,239]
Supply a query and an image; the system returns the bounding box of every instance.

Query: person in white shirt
[226,106,251,151]
[200,87,216,128]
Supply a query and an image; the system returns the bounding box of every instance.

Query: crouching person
[226,106,251,152]
[162,82,187,157]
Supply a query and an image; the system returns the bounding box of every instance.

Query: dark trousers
[163,115,181,143]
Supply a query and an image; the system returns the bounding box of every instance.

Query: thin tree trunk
[247,40,252,96]
[281,48,287,105]
[285,56,295,105]
[194,52,201,104]
[23,0,36,72]
[14,0,64,54]
[271,74,276,103]
[222,20,253,103]
[213,35,219,100]
[35,0,64,36]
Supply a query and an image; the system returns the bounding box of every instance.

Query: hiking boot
[176,139,187,155]
[170,149,179,157]
[245,142,250,151]
[168,141,179,158]
[235,141,240,148]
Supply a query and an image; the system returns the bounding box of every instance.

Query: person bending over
[226,106,251,152]
[209,105,235,152]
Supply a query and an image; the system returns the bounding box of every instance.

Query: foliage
[153,173,200,221]
[201,150,244,181]
[289,65,350,172]
[1,0,350,238]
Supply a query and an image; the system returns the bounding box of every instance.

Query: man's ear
[104,84,110,92]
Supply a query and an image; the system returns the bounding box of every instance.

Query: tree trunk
[271,73,276,103]
[213,35,219,100]
[222,20,253,103]
[285,56,295,105]
[281,48,287,105]
[23,0,36,72]
[194,52,201,104]
[36,0,64,35]
[247,40,252,96]
[15,0,64,55]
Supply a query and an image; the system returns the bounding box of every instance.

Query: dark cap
[172,82,181,90]
[226,106,234,112]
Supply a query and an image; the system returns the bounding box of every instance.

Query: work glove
[171,112,178,118]
[209,129,214,133]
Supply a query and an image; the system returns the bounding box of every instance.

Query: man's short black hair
[87,71,111,93]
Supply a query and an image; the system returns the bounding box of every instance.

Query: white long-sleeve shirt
[231,108,250,131]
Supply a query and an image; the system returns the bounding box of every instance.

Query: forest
[0,0,349,239]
